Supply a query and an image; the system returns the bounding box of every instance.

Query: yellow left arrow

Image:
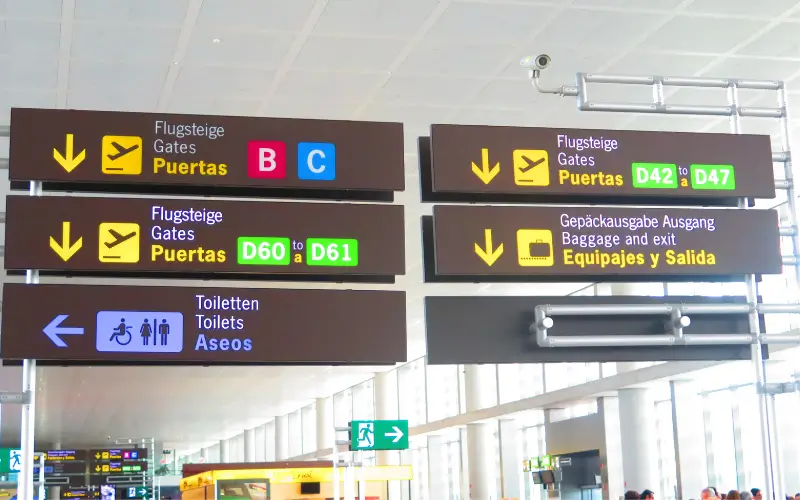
[49,221,83,261]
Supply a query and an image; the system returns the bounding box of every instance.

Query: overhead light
[212,38,221,44]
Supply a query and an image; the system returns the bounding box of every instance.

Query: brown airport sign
[9,108,404,199]
[427,204,781,281]
[4,196,405,281]
[0,284,407,364]
[424,124,775,203]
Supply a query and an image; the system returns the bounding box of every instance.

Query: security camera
[520,54,551,70]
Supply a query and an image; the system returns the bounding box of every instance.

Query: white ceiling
[1,0,800,454]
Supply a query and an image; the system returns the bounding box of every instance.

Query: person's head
[625,491,640,500]
[702,489,714,500]
[727,491,740,500]
[741,490,752,500]
[751,489,762,500]
[793,493,799,500]
[641,490,655,500]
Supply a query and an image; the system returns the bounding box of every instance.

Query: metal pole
[357,449,365,500]
[343,459,354,500]
[37,453,44,500]
[728,83,778,500]
[19,359,36,500]
[766,394,784,496]
[777,85,800,294]
[20,180,41,500]
[529,61,799,500]
[332,425,340,500]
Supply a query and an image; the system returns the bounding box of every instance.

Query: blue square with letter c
[298,142,336,181]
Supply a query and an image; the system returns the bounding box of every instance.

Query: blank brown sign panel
[4,196,405,282]
[9,108,404,200]
[425,296,764,364]
[1,284,407,365]
[424,124,775,204]
[426,204,781,282]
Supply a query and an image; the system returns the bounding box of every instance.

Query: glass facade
[181,277,800,500]
[183,352,800,499]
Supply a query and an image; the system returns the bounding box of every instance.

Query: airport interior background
[1,1,800,500]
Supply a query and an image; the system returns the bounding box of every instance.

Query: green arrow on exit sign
[349,420,409,451]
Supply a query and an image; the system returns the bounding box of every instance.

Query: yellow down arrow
[49,221,83,261]
[474,228,504,266]
[53,134,86,173]
[471,148,500,185]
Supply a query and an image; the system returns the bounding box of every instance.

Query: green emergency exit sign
[349,420,409,451]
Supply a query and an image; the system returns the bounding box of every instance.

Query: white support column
[265,420,276,462]
[219,439,230,463]
[244,428,256,462]
[603,284,661,496]
[200,448,209,463]
[464,364,498,500]
[288,410,302,458]
[316,397,333,451]
[374,371,399,466]
[618,387,659,494]
[254,424,267,462]
[599,397,625,500]
[670,381,708,500]
[275,415,289,460]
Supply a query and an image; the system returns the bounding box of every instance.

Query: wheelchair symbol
[109,318,132,346]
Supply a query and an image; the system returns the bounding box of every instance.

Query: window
[402,437,430,500]
[518,423,546,500]
[444,430,463,500]
[703,391,737,489]
[333,389,353,428]
[732,386,766,491]
[352,380,375,420]
[427,364,460,421]
[655,400,677,500]
[544,363,600,392]
[399,358,427,426]
[497,364,545,404]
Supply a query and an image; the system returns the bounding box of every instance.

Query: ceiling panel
[70,24,182,63]
[738,23,800,57]
[293,35,406,73]
[183,28,296,67]
[73,0,191,26]
[427,3,558,42]
[394,39,512,78]
[1,58,59,89]
[312,0,441,37]
[195,0,316,31]
[173,66,276,98]
[638,16,770,53]
[273,70,384,102]
[684,0,800,16]
[530,9,666,49]
[373,75,485,106]
[3,0,63,21]
[5,20,61,59]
